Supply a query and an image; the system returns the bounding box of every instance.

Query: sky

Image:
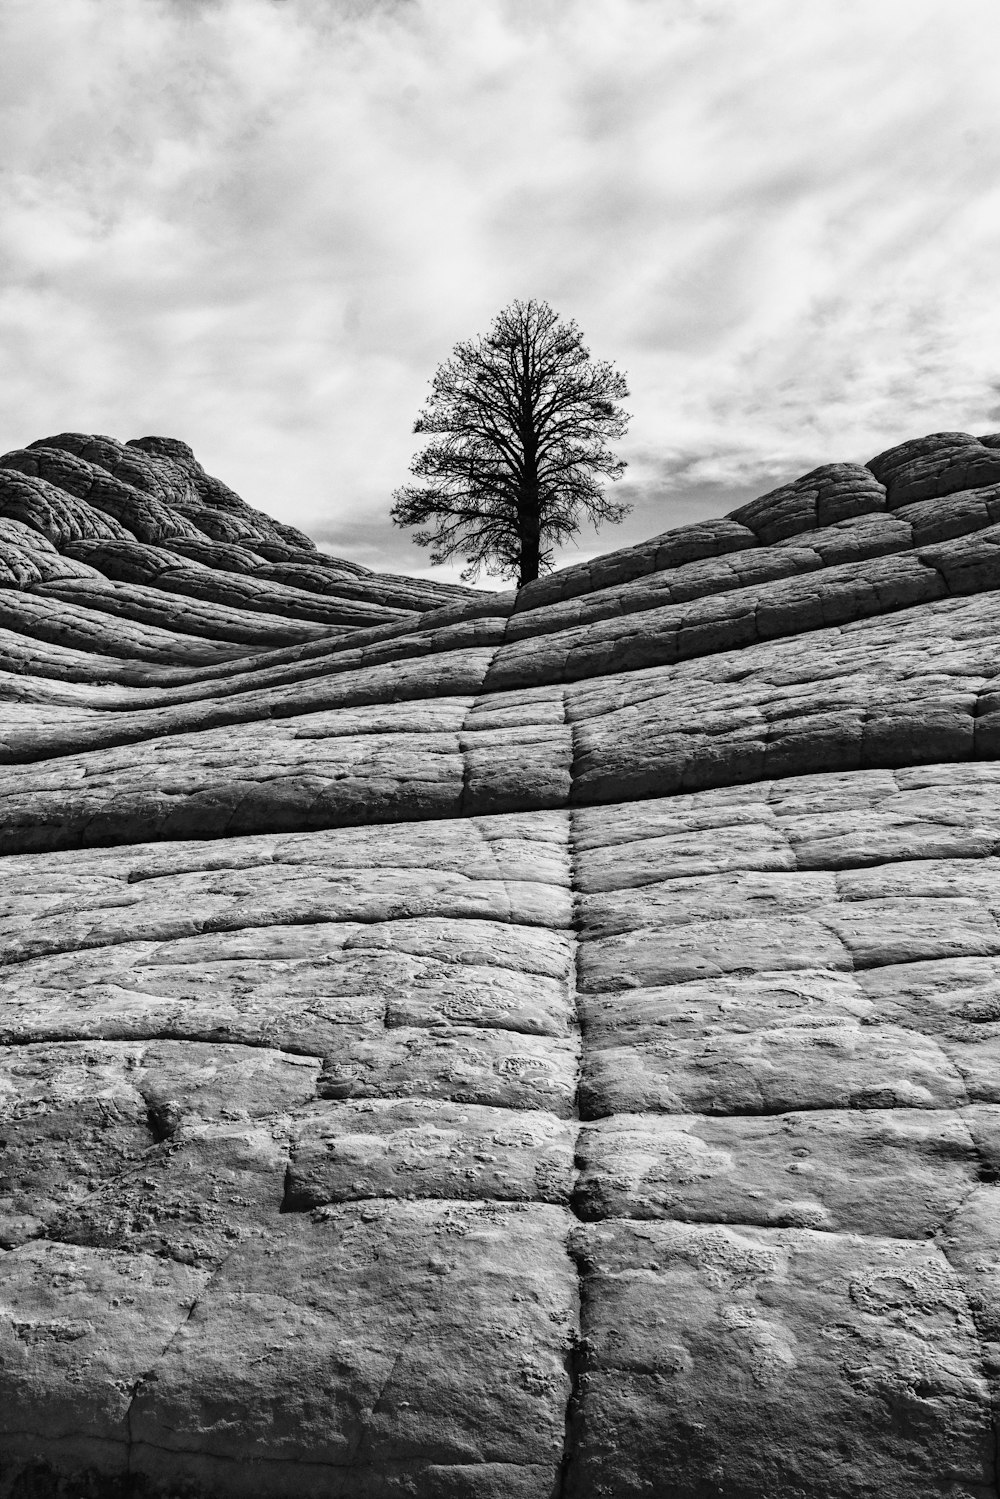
[2,0,999,583]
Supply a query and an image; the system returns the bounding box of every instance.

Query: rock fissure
[122,1243,244,1474]
[558,796,586,1495]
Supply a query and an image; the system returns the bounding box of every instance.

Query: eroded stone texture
[565,1221,993,1499]
[129,1204,576,1499]
[4,428,1000,1496]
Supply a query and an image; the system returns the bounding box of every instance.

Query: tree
[390,299,631,588]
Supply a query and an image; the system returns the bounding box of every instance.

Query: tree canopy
[390,299,631,588]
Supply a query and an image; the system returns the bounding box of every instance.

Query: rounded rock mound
[2,430,1000,1498]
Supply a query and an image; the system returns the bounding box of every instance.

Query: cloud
[1,0,998,574]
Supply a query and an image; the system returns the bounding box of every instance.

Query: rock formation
[3,428,1000,1495]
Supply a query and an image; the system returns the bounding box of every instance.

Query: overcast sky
[2,0,999,581]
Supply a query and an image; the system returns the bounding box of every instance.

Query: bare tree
[390,299,631,588]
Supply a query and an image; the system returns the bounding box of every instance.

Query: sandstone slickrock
[4,430,1000,1495]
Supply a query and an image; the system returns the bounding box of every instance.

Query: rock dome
[2,428,1000,1496]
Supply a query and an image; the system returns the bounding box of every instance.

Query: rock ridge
[3,429,1000,1495]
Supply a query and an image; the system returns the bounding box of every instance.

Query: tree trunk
[517,415,542,587]
[517,516,540,586]
[516,487,542,587]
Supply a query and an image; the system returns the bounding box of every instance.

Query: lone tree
[390,299,631,588]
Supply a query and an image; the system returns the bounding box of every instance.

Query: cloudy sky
[2,0,999,581]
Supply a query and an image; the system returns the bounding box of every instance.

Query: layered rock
[3,430,1000,1496]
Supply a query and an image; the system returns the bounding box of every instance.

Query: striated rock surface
[3,429,1000,1495]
